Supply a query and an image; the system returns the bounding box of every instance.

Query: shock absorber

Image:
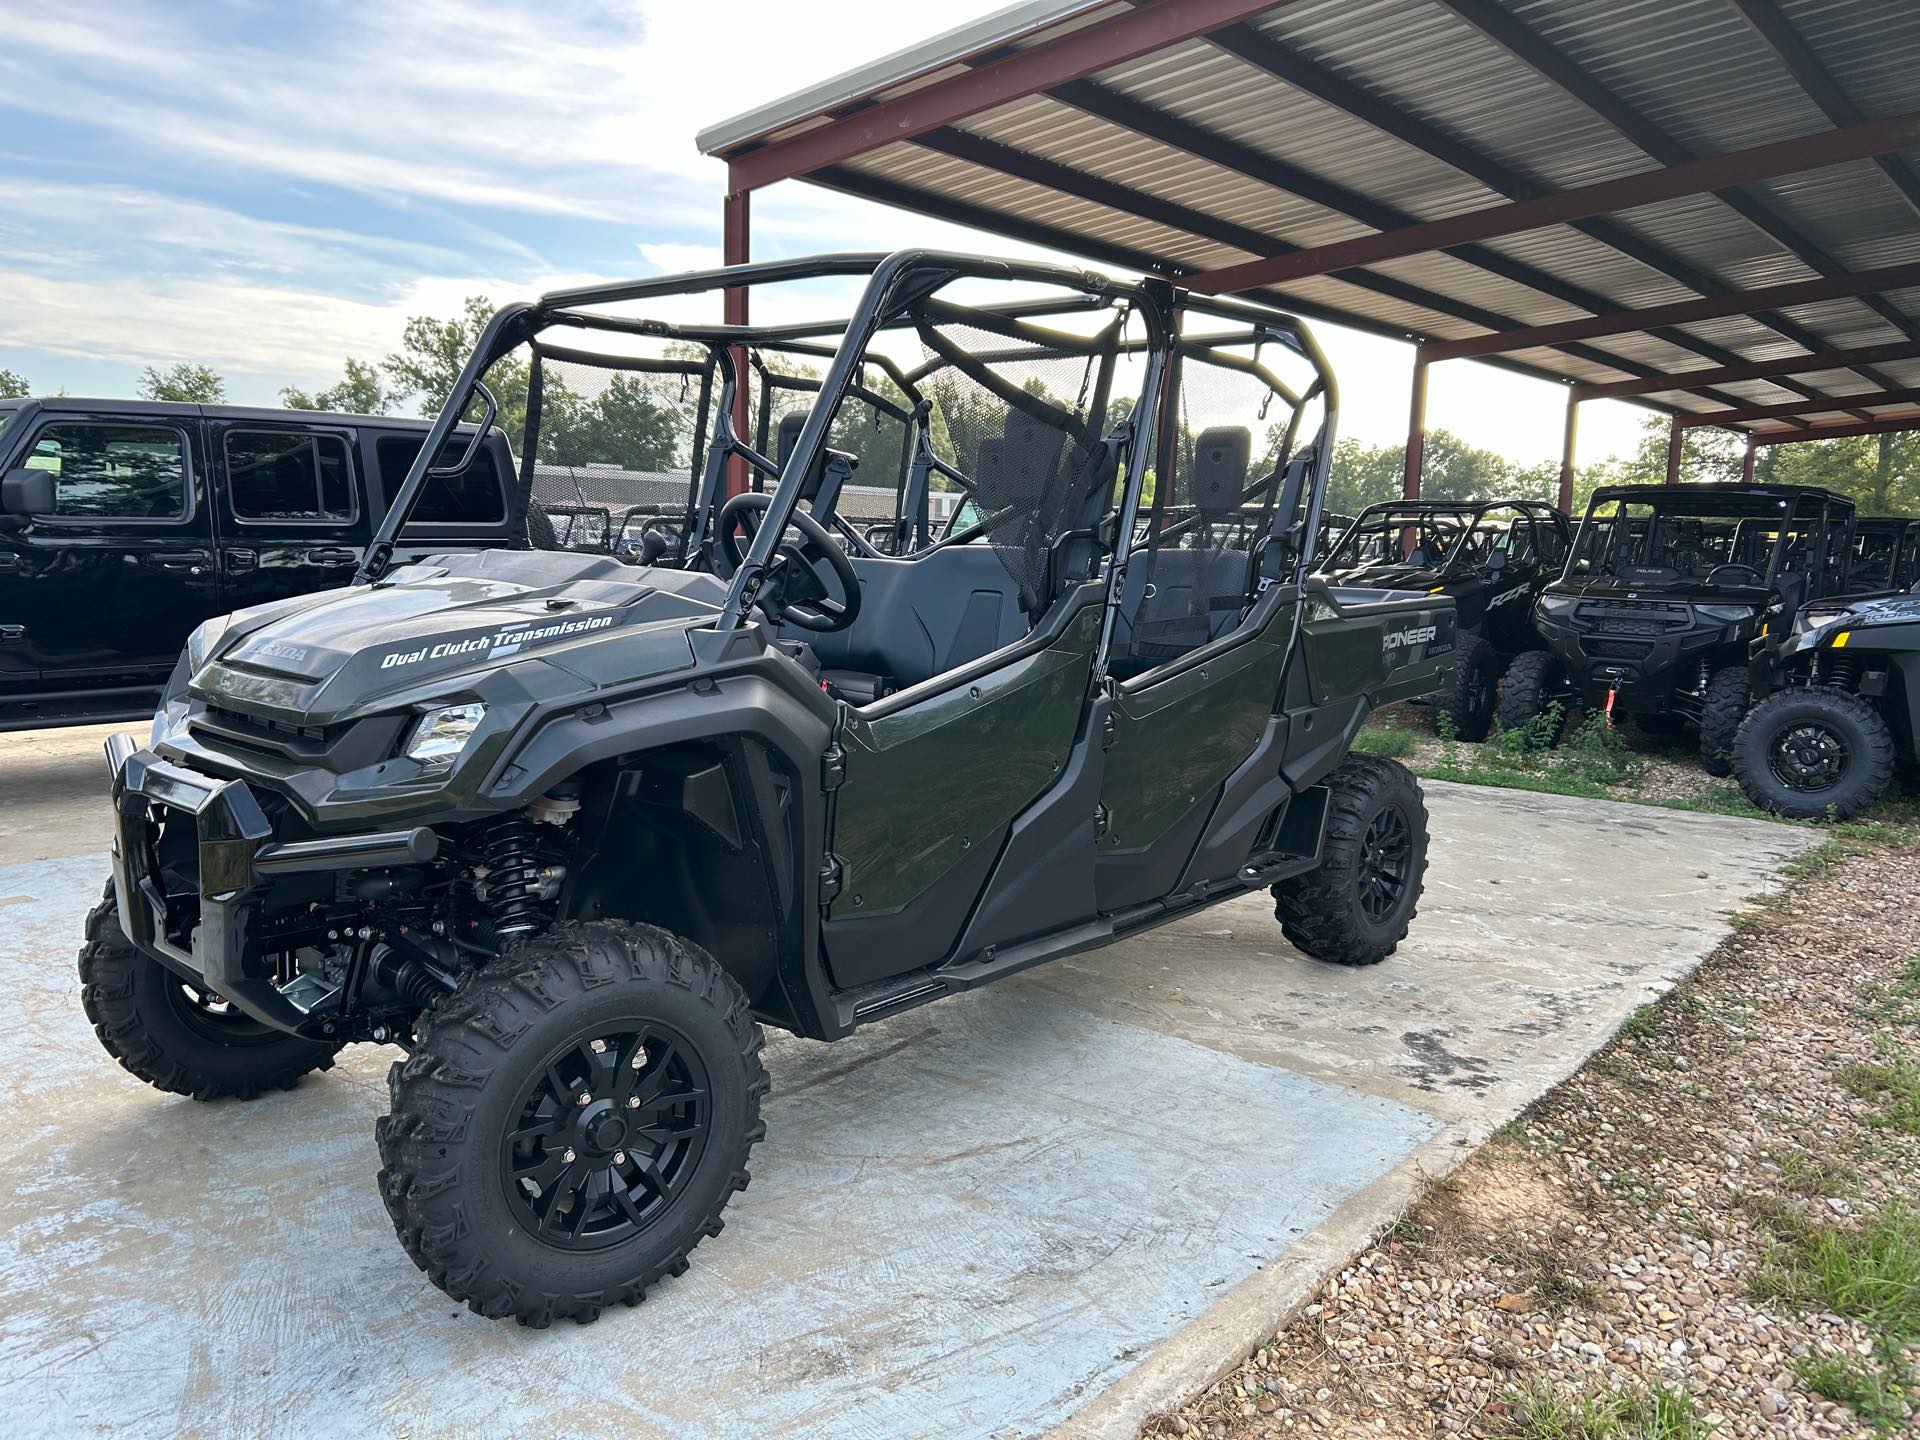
[472,813,568,935]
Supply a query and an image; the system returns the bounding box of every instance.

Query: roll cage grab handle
[354,252,1339,624]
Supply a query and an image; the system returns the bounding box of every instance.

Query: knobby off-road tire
[1273,755,1430,967]
[377,921,768,1327]
[78,884,340,1100]
[1733,686,1896,822]
[1494,648,1567,746]
[1431,632,1500,742]
[1697,665,1751,777]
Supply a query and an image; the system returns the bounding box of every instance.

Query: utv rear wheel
[78,885,340,1101]
[1697,665,1751,777]
[1733,687,1895,821]
[377,921,767,1326]
[1272,755,1429,967]
[1432,633,1499,741]
[1494,648,1567,746]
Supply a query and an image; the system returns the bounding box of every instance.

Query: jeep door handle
[0,623,24,645]
[305,547,358,565]
[150,550,210,573]
[226,547,258,572]
[0,553,20,574]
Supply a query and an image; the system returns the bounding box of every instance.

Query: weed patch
[1492,1380,1705,1439]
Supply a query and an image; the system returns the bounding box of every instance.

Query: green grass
[1352,718,1417,759]
[1836,1055,1920,1135]
[1793,1349,1915,1433]
[1492,1381,1706,1439]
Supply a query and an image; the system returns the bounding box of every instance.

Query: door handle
[226,548,258,572]
[0,623,24,645]
[305,547,358,565]
[150,550,210,573]
[0,553,20,574]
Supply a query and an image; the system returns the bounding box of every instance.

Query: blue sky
[0,0,1648,464]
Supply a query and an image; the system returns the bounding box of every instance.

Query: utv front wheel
[1273,755,1430,967]
[377,922,768,1326]
[1697,665,1751,777]
[1494,648,1567,746]
[79,885,340,1100]
[1732,687,1895,821]
[1432,633,1499,741]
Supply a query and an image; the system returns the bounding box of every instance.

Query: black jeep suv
[0,399,524,731]
[1317,499,1570,739]
[1499,483,1856,772]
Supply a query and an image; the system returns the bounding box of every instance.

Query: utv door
[0,413,220,712]
[211,421,369,610]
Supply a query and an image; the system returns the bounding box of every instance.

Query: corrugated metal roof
[702,0,1920,431]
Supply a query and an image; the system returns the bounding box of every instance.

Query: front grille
[1591,639,1655,660]
[192,704,338,760]
[1575,600,1690,637]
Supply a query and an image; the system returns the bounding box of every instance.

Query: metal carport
[697,0,1920,510]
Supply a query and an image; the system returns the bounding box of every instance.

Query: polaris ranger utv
[1498,483,1855,773]
[1317,499,1570,739]
[1733,585,1920,820]
[84,252,1455,1325]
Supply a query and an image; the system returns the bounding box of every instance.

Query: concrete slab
[0,743,1817,1440]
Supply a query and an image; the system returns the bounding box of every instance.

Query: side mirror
[1,467,56,519]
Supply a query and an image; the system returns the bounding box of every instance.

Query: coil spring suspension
[1815,652,1863,691]
[474,815,566,935]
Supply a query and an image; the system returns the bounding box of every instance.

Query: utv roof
[1856,514,1919,529]
[1353,498,1562,514]
[1584,483,1856,514]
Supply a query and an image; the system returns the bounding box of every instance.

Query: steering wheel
[1705,563,1763,588]
[717,492,862,633]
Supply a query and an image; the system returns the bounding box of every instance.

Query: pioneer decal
[378,613,618,671]
[1384,623,1439,653]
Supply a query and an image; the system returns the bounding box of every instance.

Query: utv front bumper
[106,733,437,1035]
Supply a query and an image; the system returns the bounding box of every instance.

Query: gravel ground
[1142,838,1920,1438]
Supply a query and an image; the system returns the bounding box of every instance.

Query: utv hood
[191,551,728,722]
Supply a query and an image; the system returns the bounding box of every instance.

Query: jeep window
[226,430,356,522]
[24,422,188,520]
[377,435,506,526]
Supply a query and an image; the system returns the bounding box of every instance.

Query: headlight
[404,703,487,771]
[185,614,235,671]
[1536,594,1576,619]
[1694,604,1756,625]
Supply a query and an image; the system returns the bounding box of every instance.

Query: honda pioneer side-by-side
[84,252,1456,1325]
[1498,483,1856,773]
[1317,499,1570,739]
[1734,585,1920,820]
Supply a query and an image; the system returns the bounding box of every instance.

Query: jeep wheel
[1494,648,1567,746]
[1272,755,1429,967]
[1698,665,1750,777]
[79,885,340,1100]
[377,921,767,1326]
[1432,633,1499,741]
[1733,687,1895,821]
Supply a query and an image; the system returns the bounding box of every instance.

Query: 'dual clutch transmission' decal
[379,613,617,670]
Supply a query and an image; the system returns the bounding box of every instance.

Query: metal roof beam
[1677,386,1920,428]
[1731,0,1920,224]
[1750,415,1920,445]
[1186,111,1920,293]
[1036,80,1768,407]
[1572,340,1920,401]
[805,162,1685,411]
[1424,261,1920,362]
[1440,0,1920,346]
[1199,22,1873,408]
[723,0,1294,193]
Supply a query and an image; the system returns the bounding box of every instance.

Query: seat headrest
[776,409,810,466]
[1188,426,1251,517]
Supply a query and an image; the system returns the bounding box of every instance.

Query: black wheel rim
[1766,720,1851,793]
[159,973,282,1045]
[1357,803,1413,923]
[502,1023,711,1252]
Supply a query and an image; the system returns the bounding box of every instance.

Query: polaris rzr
[1500,483,1856,773]
[1317,499,1570,739]
[85,252,1456,1325]
[1734,584,1920,819]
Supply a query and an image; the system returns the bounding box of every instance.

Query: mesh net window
[526,346,712,558]
[750,351,912,541]
[1115,336,1322,671]
[912,309,1121,615]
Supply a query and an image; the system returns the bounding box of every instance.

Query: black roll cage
[355,250,1341,636]
[1563,484,1857,590]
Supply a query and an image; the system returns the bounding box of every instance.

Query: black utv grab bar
[252,828,440,876]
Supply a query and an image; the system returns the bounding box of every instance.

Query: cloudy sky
[0,0,1652,465]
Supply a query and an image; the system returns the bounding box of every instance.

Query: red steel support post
[1664,416,1684,484]
[1558,389,1579,513]
[1403,354,1429,500]
[723,185,752,499]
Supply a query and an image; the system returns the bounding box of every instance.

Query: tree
[384,294,530,440]
[138,363,226,403]
[0,368,29,399]
[282,358,390,415]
